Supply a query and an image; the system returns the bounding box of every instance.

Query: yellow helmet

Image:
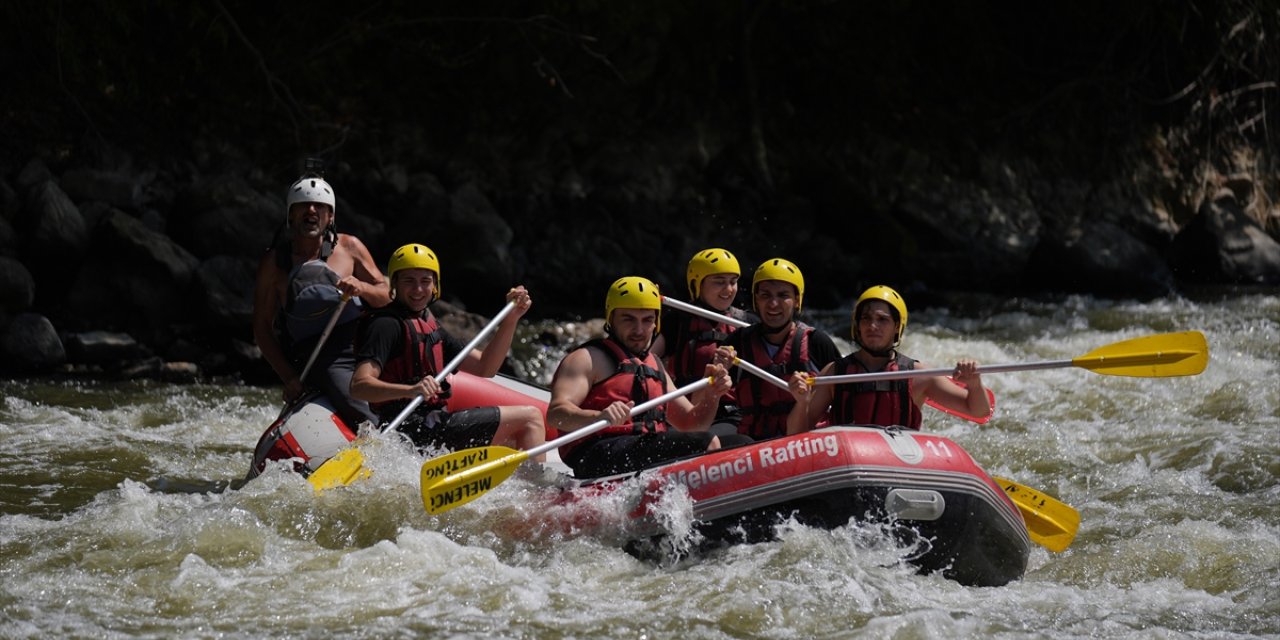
[752,258,804,312]
[686,248,741,300]
[853,285,908,347]
[604,276,663,333]
[387,243,441,302]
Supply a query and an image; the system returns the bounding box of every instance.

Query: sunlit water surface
[2,292,1277,638]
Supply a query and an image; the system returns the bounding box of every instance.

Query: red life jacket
[668,307,742,400]
[359,304,449,416]
[558,338,669,462]
[829,352,923,429]
[735,322,813,440]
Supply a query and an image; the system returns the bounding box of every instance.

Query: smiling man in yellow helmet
[784,285,991,434]
[547,276,750,478]
[713,258,841,441]
[349,243,545,457]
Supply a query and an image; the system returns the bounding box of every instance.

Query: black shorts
[569,430,716,479]
[390,406,501,452]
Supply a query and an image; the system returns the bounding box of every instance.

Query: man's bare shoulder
[555,345,612,382]
[335,233,371,253]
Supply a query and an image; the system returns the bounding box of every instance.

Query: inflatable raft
[256,372,1031,586]
[247,370,556,478]
[566,425,1030,586]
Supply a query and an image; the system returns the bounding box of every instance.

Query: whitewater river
[2,291,1277,639]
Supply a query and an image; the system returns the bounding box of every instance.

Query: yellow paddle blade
[308,447,371,493]
[421,448,528,515]
[1071,330,1208,377]
[994,476,1080,553]
[420,446,519,485]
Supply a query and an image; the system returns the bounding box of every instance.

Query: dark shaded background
[1,1,1277,377]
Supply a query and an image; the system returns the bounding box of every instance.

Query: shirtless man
[252,172,390,427]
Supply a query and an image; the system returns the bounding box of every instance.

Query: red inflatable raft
[458,373,1028,585]
[567,425,1030,586]
[255,372,1030,586]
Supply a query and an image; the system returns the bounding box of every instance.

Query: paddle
[246,294,358,485]
[386,300,518,432]
[290,294,374,492]
[812,331,1208,385]
[297,294,353,392]
[305,447,370,491]
[726,340,1084,552]
[662,296,750,328]
[655,303,1196,553]
[972,335,1203,550]
[664,296,994,421]
[799,331,1207,551]
[420,376,714,515]
[992,476,1079,553]
[307,300,518,492]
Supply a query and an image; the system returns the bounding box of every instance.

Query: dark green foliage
[3,1,1276,197]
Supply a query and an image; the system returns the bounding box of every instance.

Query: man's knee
[502,405,544,427]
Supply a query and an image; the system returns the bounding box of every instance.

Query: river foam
[1,292,1277,638]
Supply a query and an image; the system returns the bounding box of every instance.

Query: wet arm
[251,255,297,386]
[350,359,444,405]
[917,360,992,423]
[667,365,730,431]
[953,359,992,421]
[459,287,532,378]
[547,349,625,432]
[786,364,834,435]
[345,236,391,308]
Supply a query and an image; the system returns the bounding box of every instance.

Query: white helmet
[286,176,336,217]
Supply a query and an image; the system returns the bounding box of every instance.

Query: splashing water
[1,292,1278,638]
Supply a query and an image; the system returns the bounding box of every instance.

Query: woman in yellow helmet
[652,248,758,438]
[349,244,546,457]
[784,285,991,434]
[547,276,749,478]
[713,258,841,441]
